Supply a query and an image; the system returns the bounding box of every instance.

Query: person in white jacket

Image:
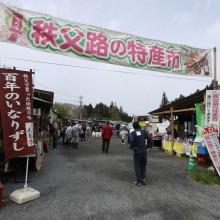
[65,124,73,147]
[119,128,128,144]
[85,124,92,142]
[72,124,80,149]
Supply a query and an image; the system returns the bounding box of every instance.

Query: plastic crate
[196,154,209,165]
[197,146,209,155]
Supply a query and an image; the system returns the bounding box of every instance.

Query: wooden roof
[149,85,213,116]
[34,88,54,104]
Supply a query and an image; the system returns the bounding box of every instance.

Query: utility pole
[79,96,83,120]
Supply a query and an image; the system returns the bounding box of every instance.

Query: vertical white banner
[205,90,220,134]
[202,126,220,176]
[25,122,34,147]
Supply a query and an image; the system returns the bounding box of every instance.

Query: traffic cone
[187,146,196,171]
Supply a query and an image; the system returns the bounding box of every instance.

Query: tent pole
[213,47,217,90]
[170,106,174,153]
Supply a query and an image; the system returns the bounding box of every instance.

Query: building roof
[149,85,213,116]
[33,89,54,111]
[34,88,54,104]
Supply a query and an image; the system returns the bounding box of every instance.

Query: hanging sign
[0,68,35,160]
[0,3,212,76]
[202,126,220,176]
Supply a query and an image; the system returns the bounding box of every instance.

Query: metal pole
[79,96,83,120]
[24,157,29,188]
[170,106,174,154]
[213,47,217,90]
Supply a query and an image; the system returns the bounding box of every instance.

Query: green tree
[84,103,94,118]
[102,104,109,118]
[53,103,69,117]
[119,106,123,119]
[93,103,107,118]
[121,112,132,122]
[110,101,114,109]
[172,94,185,102]
[160,92,169,108]
[109,106,120,120]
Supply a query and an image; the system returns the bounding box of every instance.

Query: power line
[54,97,80,103]
[54,94,80,102]
[35,81,80,98]
[0,56,212,82]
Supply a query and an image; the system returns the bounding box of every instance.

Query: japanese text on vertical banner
[0,69,35,160]
[205,90,220,134]
[202,126,220,176]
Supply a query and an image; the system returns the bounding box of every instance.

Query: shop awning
[33,97,53,104]
[149,85,214,116]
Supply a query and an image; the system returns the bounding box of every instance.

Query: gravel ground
[1,136,220,220]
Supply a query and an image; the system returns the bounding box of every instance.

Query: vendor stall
[149,82,216,164]
[152,135,163,148]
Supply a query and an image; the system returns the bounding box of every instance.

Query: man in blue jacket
[130,121,152,186]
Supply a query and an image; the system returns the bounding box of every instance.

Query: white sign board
[202,126,220,176]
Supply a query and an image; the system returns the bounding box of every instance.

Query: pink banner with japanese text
[0,3,212,76]
[0,68,35,160]
[202,126,220,176]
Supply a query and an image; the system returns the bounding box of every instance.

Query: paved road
[1,136,220,220]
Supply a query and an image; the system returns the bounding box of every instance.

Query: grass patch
[189,168,220,185]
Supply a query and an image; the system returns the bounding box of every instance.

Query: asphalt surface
[1,136,220,220]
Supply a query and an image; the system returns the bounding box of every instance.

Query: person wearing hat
[130,121,152,186]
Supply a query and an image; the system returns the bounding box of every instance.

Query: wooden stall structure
[33,89,54,171]
[149,82,216,155]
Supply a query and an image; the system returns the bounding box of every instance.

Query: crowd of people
[47,120,152,187]
[48,121,132,149]
[47,121,109,149]
[59,123,93,148]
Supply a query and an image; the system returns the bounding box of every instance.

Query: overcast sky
[0,0,219,116]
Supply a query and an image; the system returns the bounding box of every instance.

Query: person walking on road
[101,121,113,154]
[51,123,59,150]
[60,124,68,145]
[72,123,80,149]
[85,123,92,142]
[115,123,121,137]
[119,127,128,144]
[65,123,73,147]
[130,121,152,186]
